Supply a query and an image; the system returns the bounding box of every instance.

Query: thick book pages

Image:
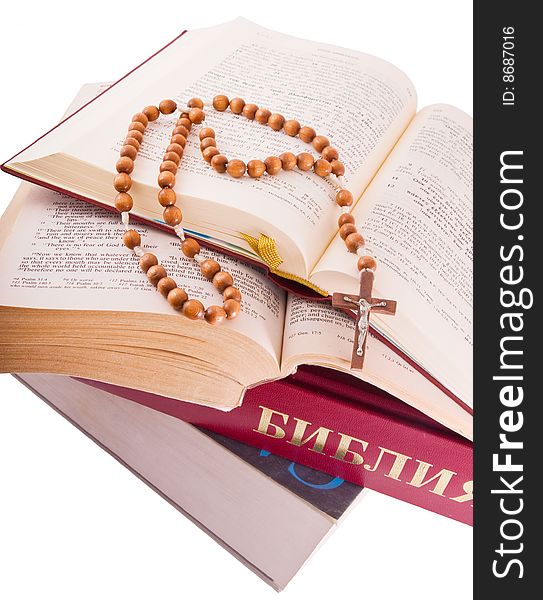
[82,367,473,525]
[1,19,473,413]
[0,185,472,439]
[16,373,363,590]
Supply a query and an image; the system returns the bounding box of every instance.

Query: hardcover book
[82,367,473,525]
[1,19,473,417]
[15,372,364,591]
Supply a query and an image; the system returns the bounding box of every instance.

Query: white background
[0,1,473,598]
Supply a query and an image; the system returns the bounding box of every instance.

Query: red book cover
[81,365,473,525]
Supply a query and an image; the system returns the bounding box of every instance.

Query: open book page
[281,295,472,440]
[0,185,286,363]
[9,18,416,276]
[311,104,473,407]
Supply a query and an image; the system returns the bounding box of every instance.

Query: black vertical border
[474,2,538,597]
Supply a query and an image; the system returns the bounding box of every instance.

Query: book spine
[82,372,473,525]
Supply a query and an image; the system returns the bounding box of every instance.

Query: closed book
[15,373,363,590]
[82,365,473,525]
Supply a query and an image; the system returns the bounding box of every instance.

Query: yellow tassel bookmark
[240,232,329,297]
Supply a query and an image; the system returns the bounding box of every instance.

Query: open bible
[0,184,471,440]
[0,19,472,426]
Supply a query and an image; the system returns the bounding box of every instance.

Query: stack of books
[0,18,472,590]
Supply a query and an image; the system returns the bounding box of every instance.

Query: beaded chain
[114,95,377,326]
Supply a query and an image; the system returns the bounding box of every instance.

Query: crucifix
[332,269,397,370]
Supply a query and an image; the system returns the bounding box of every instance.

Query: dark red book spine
[80,366,473,525]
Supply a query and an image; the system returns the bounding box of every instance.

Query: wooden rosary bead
[283,119,301,136]
[200,137,217,151]
[127,130,144,145]
[160,160,178,174]
[297,152,314,171]
[268,113,285,131]
[124,136,141,150]
[204,305,227,325]
[182,299,204,320]
[116,157,134,174]
[131,126,146,140]
[163,151,180,166]
[321,146,339,162]
[202,146,220,163]
[345,232,365,252]
[339,222,357,240]
[223,298,241,319]
[167,142,184,157]
[199,127,215,141]
[213,95,230,111]
[188,108,205,124]
[139,252,158,273]
[147,264,168,286]
[200,259,221,280]
[338,213,355,227]
[158,187,176,207]
[223,286,242,302]
[336,189,354,207]
[247,160,266,178]
[298,126,316,143]
[163,205,183,226]
[167,287,188,310]
[158,171,175,188]
[255,108,271,124]
[113,173,132,192]
[132,112,149,127]
[114,192,133,212]
[242,103,258,120]
[177,117,192,131]
[128,121,146,135]
[123,229,141,249]
[187,97,204,109]
[229,97,245,114]
[312,135,330,152]
[157,276,177,297]
[314,158,332,177]
[331,160,345,176]
[159,99,177,114]
[211,154,228,173]
[181,238,200,258]
[264,156,282,175]
[357,256,377,271]
[120,145,138,160]
[213,271,234,292]
[226,159,246,178]
[171,134,187,148]
[173,125,190,138]
[142,105,160,121]
[156,277,177,298]
[279,152,297,170]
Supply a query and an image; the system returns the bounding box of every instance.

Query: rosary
[113,96,396,369]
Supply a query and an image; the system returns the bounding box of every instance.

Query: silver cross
[343,296,387,356]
